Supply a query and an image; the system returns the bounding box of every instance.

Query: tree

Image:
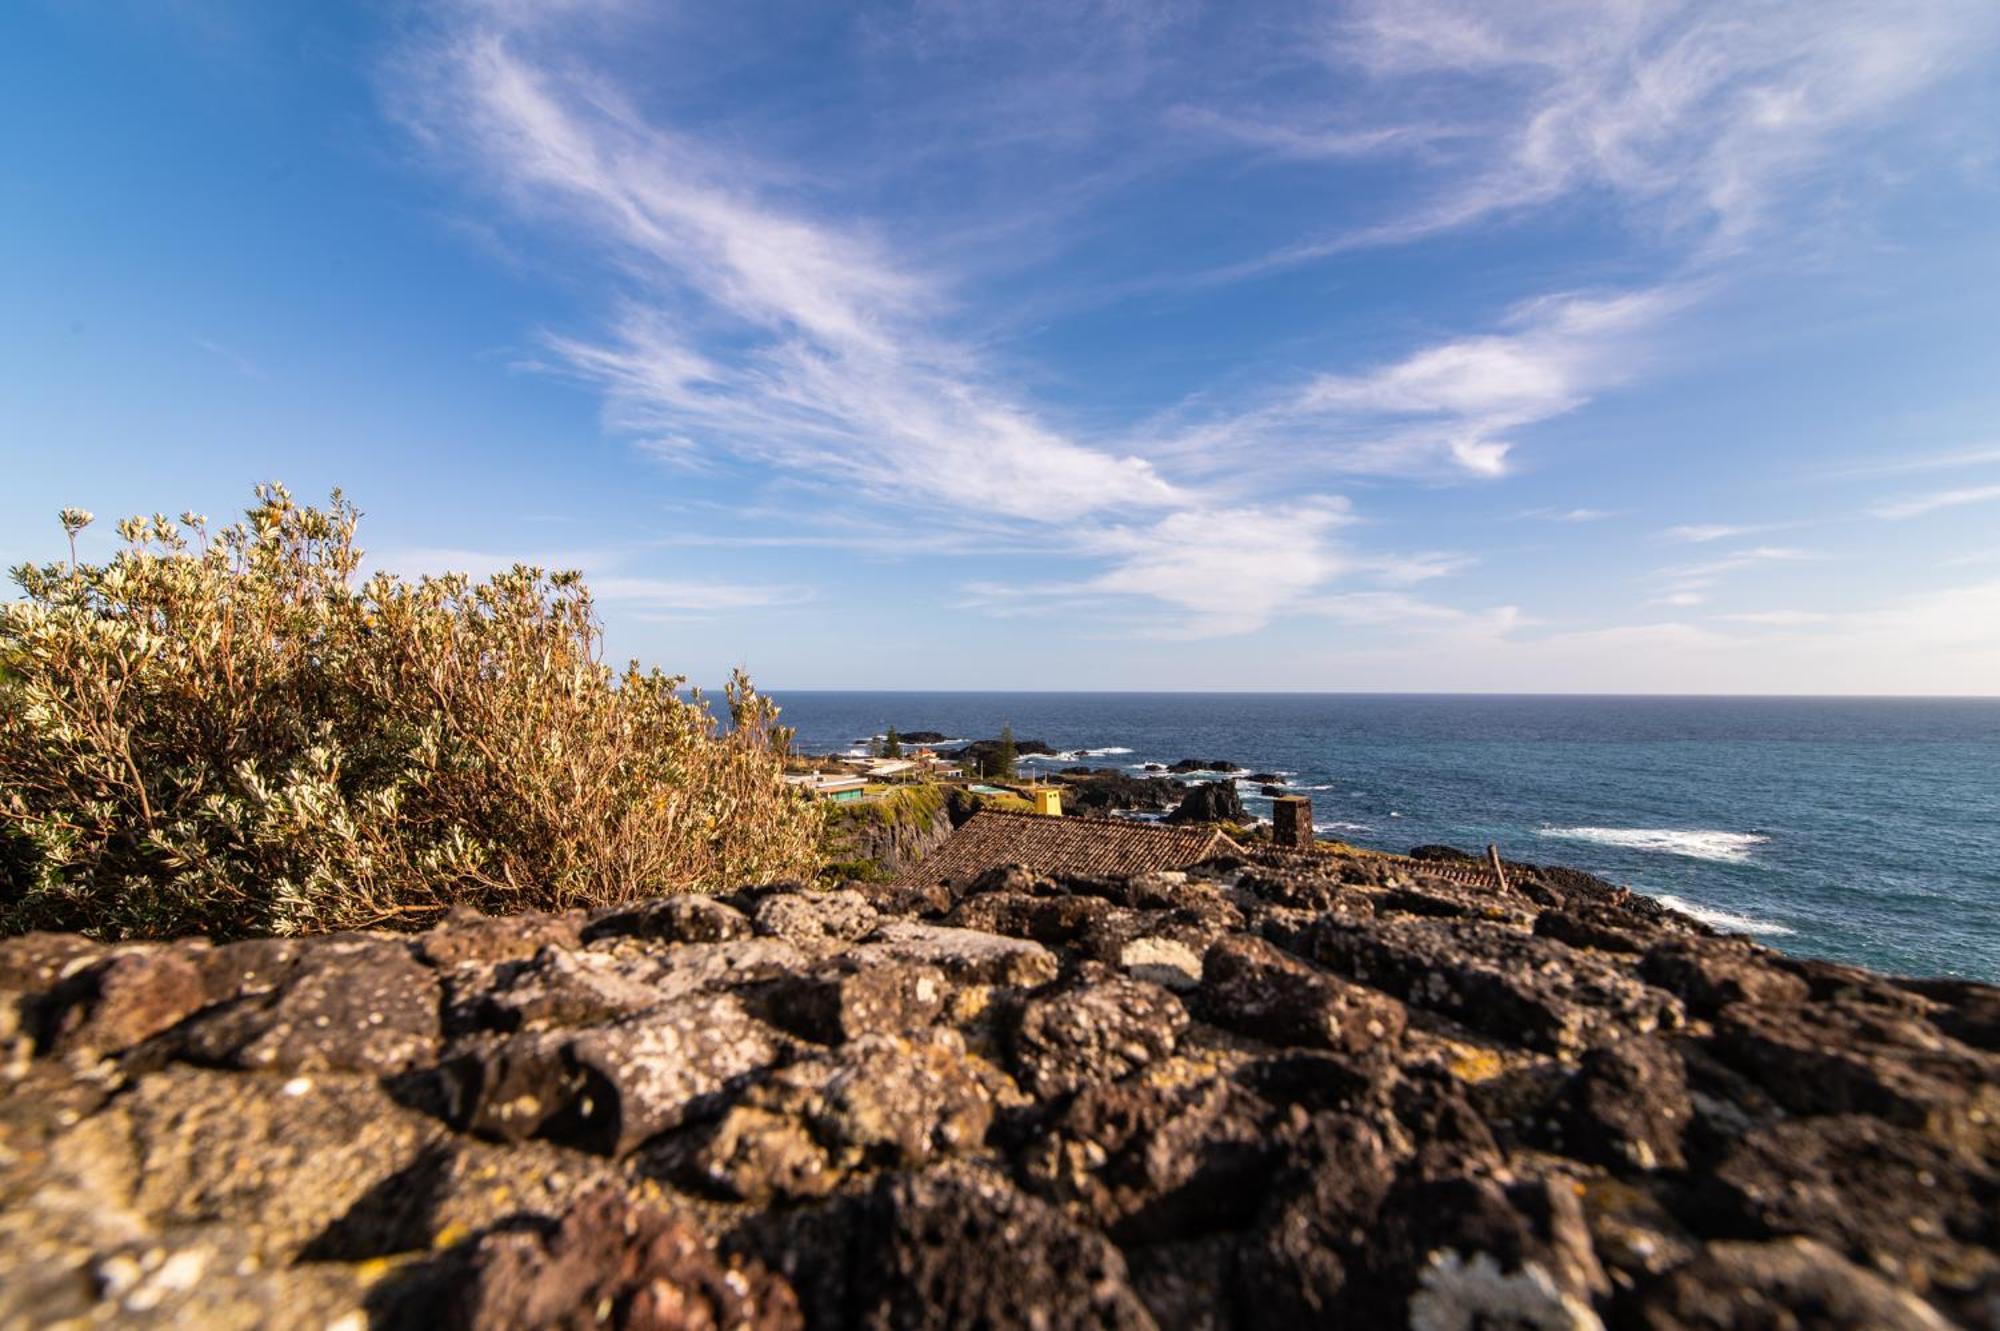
[993,724,1018,781]
[881,725,901,758]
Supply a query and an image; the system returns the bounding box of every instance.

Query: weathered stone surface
[760,956,947,1044]
[1629,1237,1956,1330]
[446,991,781,1156]
[169,936,441,1075]
[749,1167,1157,1330]
[1552,1036,1692,1171]
[752,889,880,946]
[1710,999,2000,1154]
[1304,917,1683,1054]
[584,893,755,945]
[3,841,1997,1330]
[452,1187,801,1331]
[116,1066,440,1257]
[1199,934,1405,1057]
[854,921,1060,988]
[1008,970,1188,1098]
[43,947,208,1057]
[687,1031,994,1201]
[420,906,584,966]
[1641,936,1810,1016]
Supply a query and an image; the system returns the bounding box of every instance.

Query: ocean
[771,692,2000,983]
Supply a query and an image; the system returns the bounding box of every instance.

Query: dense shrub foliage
[0,486,822,938]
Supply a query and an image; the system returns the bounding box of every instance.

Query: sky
[5,0,2000,694]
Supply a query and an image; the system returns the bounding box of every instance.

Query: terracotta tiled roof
[897,810,1241,889]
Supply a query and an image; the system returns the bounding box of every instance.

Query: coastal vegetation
[0,485,821,940]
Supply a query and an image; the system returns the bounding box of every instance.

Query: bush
[0,485,823,939]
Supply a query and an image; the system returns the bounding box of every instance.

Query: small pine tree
[994,724,1018,781]
[882,725,901,758]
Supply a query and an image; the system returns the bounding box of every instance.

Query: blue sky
[5,0,2000,693]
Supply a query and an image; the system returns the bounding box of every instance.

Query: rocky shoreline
[3,843,1996,1329]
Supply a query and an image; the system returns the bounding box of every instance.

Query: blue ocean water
[772,692,2000,982]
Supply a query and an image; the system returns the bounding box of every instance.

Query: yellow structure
[1031,786,1063,817]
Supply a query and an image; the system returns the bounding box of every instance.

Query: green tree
[993,724,1018,781]
[881,725,901,758]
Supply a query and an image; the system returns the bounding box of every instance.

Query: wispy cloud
[1520,506,1614,523]
[1660,522,1781,543]
[1259,0,2000,261]
[1653,544,1817,604]
[386,8,1365,636]
[1152,286,1681,479]
[1873,484,2000,520]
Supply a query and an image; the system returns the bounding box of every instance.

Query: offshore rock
[1,846,1995,1329]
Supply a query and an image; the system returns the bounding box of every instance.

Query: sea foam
[1539,826,1769,864]
[1656,894,1796,936]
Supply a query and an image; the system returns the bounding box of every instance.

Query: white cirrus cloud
[1873,484,2000,520]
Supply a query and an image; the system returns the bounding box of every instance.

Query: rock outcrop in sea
[3,843,1996,1329]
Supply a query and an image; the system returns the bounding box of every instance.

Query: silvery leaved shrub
[0,485,823,938]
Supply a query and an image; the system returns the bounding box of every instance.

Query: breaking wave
[1656,894,1795,936]
[1539,826,1769,864]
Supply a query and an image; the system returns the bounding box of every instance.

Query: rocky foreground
[3,848,1997,1330]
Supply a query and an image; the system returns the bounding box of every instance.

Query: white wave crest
[1656,894,1795,936]
[1539,826,1769,864]
[1315,821,1373,834]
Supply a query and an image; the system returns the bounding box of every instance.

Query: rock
[1060,772,1188,814]
[753,1167,1157,1330]
[761,956,948,1045]
[1358,1173,1609,1331]
[451,1187,802,1331]
[1199,936,1405,1058]
[1260,785,1286,797]
[949,891,1117,945]
[854,922,1060,988]
[445,991,781,1156]
[1696,1115,1999,1297]
[1165,782,1246,826]
[1709,1000,2000,1155]
[582,895,753,945]
[1640,937,1809,1016]
[1304,917,1683,1055]
[1168,759,1241,774]
[1022,1074,1279,1242]
[1552,1037,1691,1171]
[689,1031,994,1201]
[1629,1237,1956,1330]
[3,842,1997,1331]
[1245,773,1284,785]
[116,1066,441,1258]
[753,890,880,945]
[1008,971,1188,1098]
[168,937,441,1076]
[43,948,208,1057]
[420,907,583,966]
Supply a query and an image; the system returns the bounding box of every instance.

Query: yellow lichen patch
[429,1221,471,1252]
[1444,1045,1509,1084]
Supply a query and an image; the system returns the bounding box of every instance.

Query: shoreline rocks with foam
[2,845,1995,1329]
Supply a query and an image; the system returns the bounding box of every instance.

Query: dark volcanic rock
[3,851,1996,1330]
[452,1188,801,1331]
[1059,771,1187,814]
[1168,758,1241,773]
[1007,970,1188,1098]
[1199,935,1404,1058]
[1165,781,1247,825]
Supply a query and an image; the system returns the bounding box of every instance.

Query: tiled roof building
[897,809,1240,890]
